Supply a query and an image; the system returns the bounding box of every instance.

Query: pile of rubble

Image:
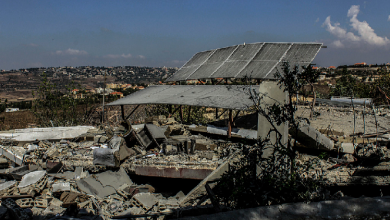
[0,105,389,219]
[0,115,241,219]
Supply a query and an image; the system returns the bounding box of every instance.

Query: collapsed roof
[107,85,255,110]
[166,42,323,82]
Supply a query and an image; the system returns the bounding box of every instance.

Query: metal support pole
[121,105,125,121]
[215,108,218,119]
[228,109,233,138]
[180,105,183,122]
[187,106,192,123]
[102,70,106,123]
[125,105,140,120]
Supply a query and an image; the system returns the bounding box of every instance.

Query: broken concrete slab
[95,167,133,190]
[0,145,24,165]
[189,124,257,139]
[180,159,229,207]
[0,180,17,195]
[76,176,116,198]
[18,170,46,188]
[133,192,158,210]
[145,124,167,140]
[134,165,214,180]
[291,123,335,151]
[0,126,95,142]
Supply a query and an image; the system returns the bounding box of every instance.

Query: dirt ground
[0,110,37,130]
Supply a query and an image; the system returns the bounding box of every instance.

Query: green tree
[214,62,323,209]
[32,72,97,127]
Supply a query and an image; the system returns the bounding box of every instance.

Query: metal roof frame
[107,85,256,110]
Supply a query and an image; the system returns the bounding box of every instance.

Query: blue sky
[1,0,389,70]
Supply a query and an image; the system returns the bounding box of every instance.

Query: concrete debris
[95,167,133,190]
[0,104,387,219]
[18,170,46,188]
[52,182,71,192]
[76,176,117,198]
[133,192,158,210]
[0,126,95,142]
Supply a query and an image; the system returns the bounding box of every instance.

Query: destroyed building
[0,42,389,219]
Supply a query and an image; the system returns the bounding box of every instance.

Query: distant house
[312,66,318,70]
[110,91,123,98]
[354,62,367,66]
[71,89,79,95]
[328,66,336,69]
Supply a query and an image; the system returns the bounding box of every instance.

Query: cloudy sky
[1,0,390,70]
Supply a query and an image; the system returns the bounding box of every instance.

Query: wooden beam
[228,109,233,138]
[125,105,140,120]
[215,108,218,119]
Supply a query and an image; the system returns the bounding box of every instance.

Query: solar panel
[166,42,322,82]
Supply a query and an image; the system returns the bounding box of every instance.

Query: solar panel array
[166,42,322,82]
[108,85,255,110]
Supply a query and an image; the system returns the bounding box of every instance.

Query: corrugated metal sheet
[166,42,322,82]
[107,85,255,110]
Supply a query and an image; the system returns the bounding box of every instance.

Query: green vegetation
[214,63,323,209]
[329,67,390,104]
[32,72,98,127]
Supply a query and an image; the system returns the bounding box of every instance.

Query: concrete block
[52,182,71,192]
[94,135,102,143]
[99,135,108,143]
[93,148,119,167]
[195,139,216,151]
[34,197,48,208]
[340,142,355,154]
[16,198,34,208]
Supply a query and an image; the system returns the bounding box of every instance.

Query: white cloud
[323,16,360,42]
[331,40,345,48]
[55,48,88,55]
[347,5,389,46]
[323,5,390,48]
[104,54,145,59]
[388,15,390,21]
[105,53,132,59]
[315,18,319,23]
